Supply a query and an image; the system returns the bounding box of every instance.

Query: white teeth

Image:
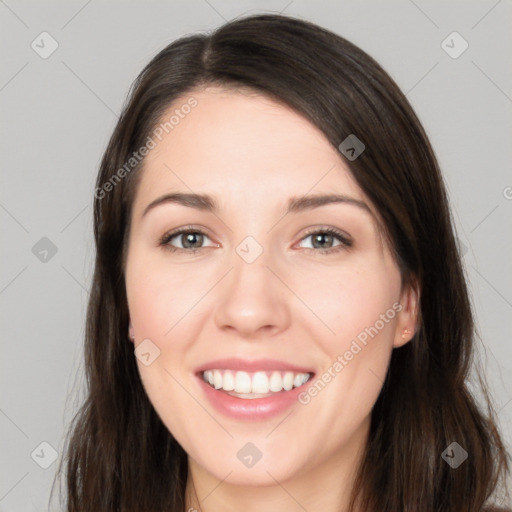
[213,370,223,389]
[251,372,269,393]
[293,373,303,388]
[283,372,294,391]
[223,370,235,391]
[269,371,283,392]
[234,371,252,393]
[202,369,311,394]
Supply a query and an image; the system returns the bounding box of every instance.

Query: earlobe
[393,280,420,348]
[400,328,412,341]
[128,322,135,343]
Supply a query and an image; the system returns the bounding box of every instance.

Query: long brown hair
[53,13,511,511]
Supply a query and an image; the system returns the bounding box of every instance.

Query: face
[124,86,418,487]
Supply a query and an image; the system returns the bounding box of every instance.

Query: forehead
[132,86,369,217]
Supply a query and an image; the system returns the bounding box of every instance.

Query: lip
[196,373,313,420]
[194,358,315,421]
[194,357,314,374]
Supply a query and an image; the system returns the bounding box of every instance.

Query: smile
[201,369,312,398]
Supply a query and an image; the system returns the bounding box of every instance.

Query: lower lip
[196,373,312,421]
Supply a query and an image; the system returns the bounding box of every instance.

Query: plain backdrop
[1,1,511,509]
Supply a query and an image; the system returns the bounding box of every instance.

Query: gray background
[1,0,511,509]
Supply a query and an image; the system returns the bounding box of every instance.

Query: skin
[124,86,418,512]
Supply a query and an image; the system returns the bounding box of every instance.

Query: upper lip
[194,358,315,375]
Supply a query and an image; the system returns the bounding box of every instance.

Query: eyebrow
[142,192,371,218]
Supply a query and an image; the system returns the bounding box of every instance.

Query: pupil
[184,233,202,248]
[314,233,331,248]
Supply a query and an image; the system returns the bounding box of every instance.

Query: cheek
[293,264,400,443]
[126,253,204,339]
[294,257,401,344]
[292,256,401,408]
[125,257,199,439]
[125,270,165,339]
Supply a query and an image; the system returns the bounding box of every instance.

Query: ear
[393,279,420,348]
[128,321,135,343]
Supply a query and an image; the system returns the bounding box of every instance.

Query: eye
[296,227,352,254]
[159,226,352,255]
[159,226,216,253]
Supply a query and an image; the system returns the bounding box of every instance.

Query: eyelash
[158,225,352,255]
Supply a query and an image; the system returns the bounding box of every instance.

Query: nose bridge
[213,232,290,336]
[230,232,277,302]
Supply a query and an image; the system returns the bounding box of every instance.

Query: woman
[54,13,511,512]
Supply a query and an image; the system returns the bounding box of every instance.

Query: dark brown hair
[53,13,511,512]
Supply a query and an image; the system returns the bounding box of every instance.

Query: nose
[214,246,291,339]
